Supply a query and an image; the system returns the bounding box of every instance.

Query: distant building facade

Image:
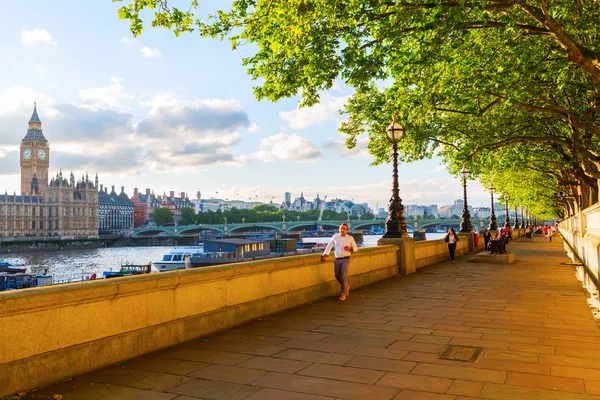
[98,185,134,235]
[130,188,195,226]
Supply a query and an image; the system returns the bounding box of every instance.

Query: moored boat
[153,247,203,272]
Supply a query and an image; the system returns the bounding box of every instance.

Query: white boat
[153,247,203,272]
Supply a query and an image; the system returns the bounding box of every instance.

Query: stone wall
[414,235,472,269]
[0,246,398,396]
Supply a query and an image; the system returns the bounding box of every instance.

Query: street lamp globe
[386,118,404,141]
[460,165,470,179]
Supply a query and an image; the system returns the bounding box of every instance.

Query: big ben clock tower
[20,103,49,196]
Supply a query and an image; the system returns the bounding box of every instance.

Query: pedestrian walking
[321,223,358,301]
[444,227,459,264]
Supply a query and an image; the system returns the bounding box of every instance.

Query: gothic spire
[23,102,47,141]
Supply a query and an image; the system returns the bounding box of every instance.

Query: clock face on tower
[23,149,31,160]
[38,149,47,160]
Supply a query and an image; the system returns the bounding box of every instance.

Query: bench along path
[21,236,600,400]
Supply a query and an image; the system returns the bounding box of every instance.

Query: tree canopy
[113,0,600,220]
[150,207,175,226]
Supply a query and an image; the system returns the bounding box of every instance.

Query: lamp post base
[378,236,416,276]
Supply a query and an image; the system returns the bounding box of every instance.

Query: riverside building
[0,104,99,238]
[98,185,134,236]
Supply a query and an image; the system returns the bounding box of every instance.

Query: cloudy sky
[0,0,489,210]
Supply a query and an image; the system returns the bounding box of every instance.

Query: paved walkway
[17,235,600,400]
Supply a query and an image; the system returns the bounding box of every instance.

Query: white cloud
[21,28,57,46]
[240,133,323,163]
[79,77,134,111]
[0,86,48,115]
[247,122,260,133]
[279,93,349,130]
[327,138,370,158]
[140,47,162,58]
[120,36,136,45]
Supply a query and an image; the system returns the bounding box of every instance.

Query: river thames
[2,232,446,280]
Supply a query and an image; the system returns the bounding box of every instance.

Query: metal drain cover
[437,345,483,362]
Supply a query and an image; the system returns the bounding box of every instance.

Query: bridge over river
[133,218,492,238]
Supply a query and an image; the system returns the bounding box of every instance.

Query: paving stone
[481,333,540,344]
[274,348,355,365]
[411,363,507,383]
[244,388,335,400]
[551,365,600,381]
[281,338,358,353]
[388,340,446,354]
[123,357,209,375]
[298,363,386,384]
[479,382,600,399]
[540,354,600,369]
[237,356,311,374]
[128,373,195,391]
[188,364,268,384]
[410,334,452,345]
[64,382,178,400]
[252,372,399,400]
[376,372,452,393]
[350,328,415,341]
[167,379,260,400]
[345,356,416,373]
[393,390,456,399]
[160,347,217,361]
[198,351,255,365]
[323,334,397,348]
[447,380,484,397]
[584,379,600,395]
[449,337,510,350]
[347,346,409,360]
[312,325,357,335]
[481,349,539,363]
[274,329,331,341]
[88,366,156,385]
[508,342,555,355]
[465,358,549,375]
[402,351,464,366]
[506,371,585,393]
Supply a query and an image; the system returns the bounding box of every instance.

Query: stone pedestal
[377,236,416,275]
[459,232,474,252]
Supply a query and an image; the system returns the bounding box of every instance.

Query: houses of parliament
[0,104,99,238]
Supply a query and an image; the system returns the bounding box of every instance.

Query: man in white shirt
[321,223,358,301]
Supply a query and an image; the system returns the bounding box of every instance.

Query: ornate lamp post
[297,215,300,222]
[382,117,408,238]
[488,183,498,230]
[513,204,519,230]
[459,165,472,233]
[503,194,511,228]
[347,212,350,221]
[358,213,361,221]
[242,217,245,224]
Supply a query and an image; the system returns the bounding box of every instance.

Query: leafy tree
[179,207,196,225]
[113,0,600,219]
[150,207,174,226]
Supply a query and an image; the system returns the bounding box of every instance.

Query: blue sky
[0,0,489,210]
